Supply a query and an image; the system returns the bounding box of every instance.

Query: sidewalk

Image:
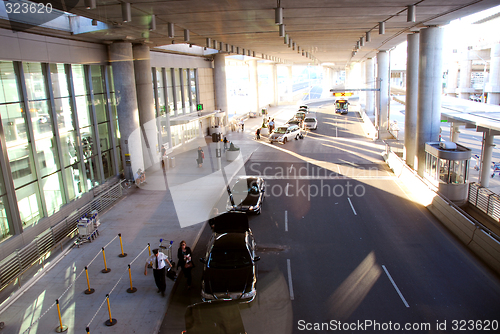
[0,106,288,334]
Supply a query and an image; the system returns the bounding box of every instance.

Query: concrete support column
[133,44,158,170]
[365,58,375,116]
[272,64,278,106]
[446,52,459,97]
[359,62,366,110]
[416,26,444,176]
[480,131,495,188]
[287,66,293,102]
[459,50,473,100]
[486,44,500,105]
[450,124,460,142]
[377,50,390,139]
[108,42,143,180]
[404,32,419,169]
[214,53,228,117]
[248,60,260,113]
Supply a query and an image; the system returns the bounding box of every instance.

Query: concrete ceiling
[6,0,500,68]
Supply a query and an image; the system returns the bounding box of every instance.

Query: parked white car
[303,117,318,130]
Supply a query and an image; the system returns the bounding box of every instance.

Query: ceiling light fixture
[284,34,289,45]
[360,36,365,47]
[122,2,131,22]
[149,15,156,31]
[275,6,283,25]
[206,38,211,48]
[366,31,371,42]
[85,0,96,10]
[279,24,285,37]
[184,29,190,42]
[407,5,416,23]
[379,21,385,35]
[168,23,174,38]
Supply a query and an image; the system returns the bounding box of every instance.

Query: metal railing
[468,182,500,222]
[0,180,126,292]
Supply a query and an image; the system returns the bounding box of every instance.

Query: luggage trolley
[159,239,177,281]
[74,214,100,247]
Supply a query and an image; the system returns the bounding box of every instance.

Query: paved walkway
[0,104,301,334]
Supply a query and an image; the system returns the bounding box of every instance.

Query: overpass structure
[0,0,499,298]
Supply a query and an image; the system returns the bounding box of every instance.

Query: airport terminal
[0,0,499,333]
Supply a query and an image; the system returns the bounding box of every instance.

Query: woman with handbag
[177,240,194,288]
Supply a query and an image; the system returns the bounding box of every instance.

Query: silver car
[269,125,301,144]
[303,117,318,130]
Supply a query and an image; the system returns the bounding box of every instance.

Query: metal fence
[0,180,126,291]
[468,182,500,222]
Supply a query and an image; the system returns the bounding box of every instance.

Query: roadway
[161,101,500,333]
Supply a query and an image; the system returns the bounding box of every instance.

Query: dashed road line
[347,197,357,215]
[382,265,410,308]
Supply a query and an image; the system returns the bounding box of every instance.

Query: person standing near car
[177,240,194,289]
[144,248,171,297]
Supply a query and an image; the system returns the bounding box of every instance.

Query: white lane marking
[285,210,288,232]
[287,259,295,300]
[382,265,410,308]
[347,197,357,216]
[285,183,290,196]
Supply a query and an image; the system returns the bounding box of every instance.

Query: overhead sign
[333,92,353,97]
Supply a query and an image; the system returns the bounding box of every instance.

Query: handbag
[201,152,205,159]
[184,261,193,268]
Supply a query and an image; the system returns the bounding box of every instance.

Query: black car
[200,213,260,302]
[227,176,265,214]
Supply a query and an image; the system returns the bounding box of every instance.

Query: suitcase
[166,267,177,281]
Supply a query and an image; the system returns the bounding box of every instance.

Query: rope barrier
[103,235,119,249]
[21,242,152,334]
[57,267,86,300]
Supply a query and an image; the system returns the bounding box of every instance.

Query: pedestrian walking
[144,248,172,297]
[160,145,166,170]
[240,119,244,132]
[177,240,194,289]
[223,137,228,151]
[255,128,261,140]
[269,118,275,133]
[197,146,204,167]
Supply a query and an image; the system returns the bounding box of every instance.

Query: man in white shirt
[144,248,171,297]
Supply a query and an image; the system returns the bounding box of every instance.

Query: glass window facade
[174,69,183,113]
[183,69,190,113]
[166,69,174,116]
[0,59,200,243]
[0,60,120,241]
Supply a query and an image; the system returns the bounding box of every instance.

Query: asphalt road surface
[162,101,500,334]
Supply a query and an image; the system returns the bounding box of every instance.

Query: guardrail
[468,182,500,222]
[0,180,126,292]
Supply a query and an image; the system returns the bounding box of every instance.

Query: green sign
[197,104,203,111]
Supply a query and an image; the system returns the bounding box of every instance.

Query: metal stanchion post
[55,299,68,332]
[84,266,95,294]
[147,243,152,268]
[101,247,111,273]
[104,294,117,326]
[126,264,137,293]
[118,233,127,257]
[86,327,90,334]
